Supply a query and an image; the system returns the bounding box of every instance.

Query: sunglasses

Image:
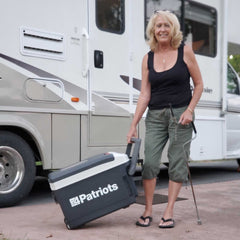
[154,9,175,14]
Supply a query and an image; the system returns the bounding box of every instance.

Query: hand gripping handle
[125,138,141,176]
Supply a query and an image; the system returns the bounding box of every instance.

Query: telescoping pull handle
[126,138,141,176]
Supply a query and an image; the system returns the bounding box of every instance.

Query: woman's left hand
[178,109,193,125]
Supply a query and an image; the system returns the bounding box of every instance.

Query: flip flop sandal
[136,216,153,227]
[159,217,175,228]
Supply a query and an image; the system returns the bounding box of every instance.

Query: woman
[127,10,203,228]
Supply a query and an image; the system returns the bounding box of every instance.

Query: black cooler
[48,138,141,229]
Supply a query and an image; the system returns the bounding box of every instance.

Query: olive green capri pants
[142,106,194,183]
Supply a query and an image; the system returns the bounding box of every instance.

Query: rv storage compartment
[48,138,141,229]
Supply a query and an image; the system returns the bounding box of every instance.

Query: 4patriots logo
[69,183,119,207]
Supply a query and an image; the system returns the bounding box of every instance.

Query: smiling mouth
[159,33,168,37]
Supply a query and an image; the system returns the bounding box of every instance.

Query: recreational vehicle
[0,0,240,207]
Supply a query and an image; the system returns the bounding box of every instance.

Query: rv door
[88,0,131,106]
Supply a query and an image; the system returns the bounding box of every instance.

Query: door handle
[94,50,103,68]
[81,28,89,77]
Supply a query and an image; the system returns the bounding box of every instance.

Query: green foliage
[228,55,240,75]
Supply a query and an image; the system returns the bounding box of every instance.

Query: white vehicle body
[0,0,240,206]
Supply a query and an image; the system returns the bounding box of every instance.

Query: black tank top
[147,44,192,110]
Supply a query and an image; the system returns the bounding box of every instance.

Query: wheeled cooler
[48,138,141,229]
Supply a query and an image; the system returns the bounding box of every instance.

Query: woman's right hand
[127,126,137,143]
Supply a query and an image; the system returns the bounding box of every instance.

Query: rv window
[144,0,217,57]
[184,1,217,57]
[96,0,125,34]
[227,64,240,95]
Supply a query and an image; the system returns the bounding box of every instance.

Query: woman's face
[154,15,172,45]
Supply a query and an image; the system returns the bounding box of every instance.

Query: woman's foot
[136,216,153,227]
[136,210,152,227]
[159,217,175,228]
[159,207,174,228]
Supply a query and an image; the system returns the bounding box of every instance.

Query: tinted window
[227,64,239,94]
[184,1,217,57]
[144,0,217,57]
[96,0,125,34]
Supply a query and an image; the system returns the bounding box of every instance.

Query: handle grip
[126,138,141,176]
[191,122,197,134]
[81,28,89,77]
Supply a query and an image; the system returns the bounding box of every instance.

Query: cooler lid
[49,152,129,191]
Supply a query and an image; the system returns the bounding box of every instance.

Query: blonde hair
[146,10,183,51]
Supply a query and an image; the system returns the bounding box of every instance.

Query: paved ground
[0,179,240,240]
